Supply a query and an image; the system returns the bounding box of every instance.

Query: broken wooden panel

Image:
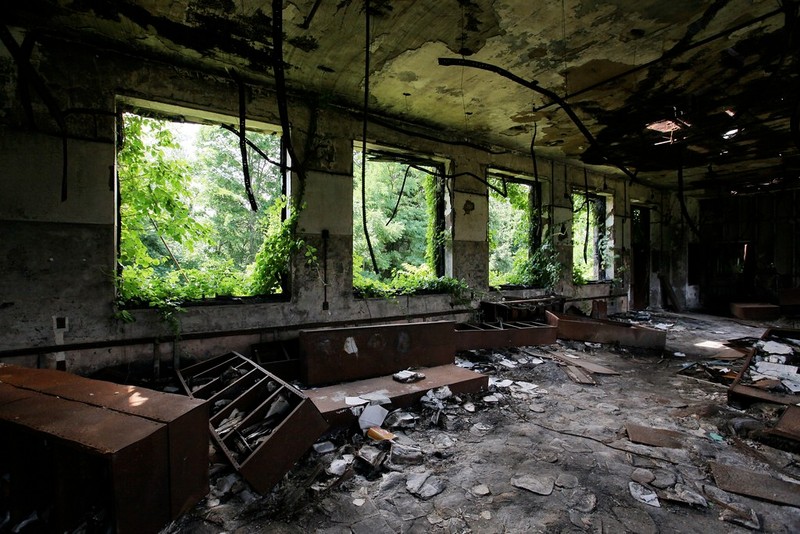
[563,365,595,384]
[545,353,620,375]
[626,423,685,448]
[545,311,666,349]
[710,462,800,508]
[0,386,170,534]
[479,297,564,323]
[307,364,488,426]
[730,302,781,320]
[454,321,557,351]
[299,321,456,387]
[727,329,800,406]
[768,404,800,442]
[178,352,328,495]
[0,364,209,518]
[251,339,300,381]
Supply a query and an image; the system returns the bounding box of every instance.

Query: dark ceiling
[5,0,800,193]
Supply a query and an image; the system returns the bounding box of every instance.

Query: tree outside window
[117,111,288,306]
[352,148,449,296]
[572,192,613,284]
[488,176,559,289]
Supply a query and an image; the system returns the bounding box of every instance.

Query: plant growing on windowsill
[502,240,564,290]
[353,264,472,306]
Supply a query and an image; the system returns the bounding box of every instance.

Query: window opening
[488,175,556,288]
[489,179,531,287]
[116,108,287,305]
[352,147,446,292]
[572,191,613,284]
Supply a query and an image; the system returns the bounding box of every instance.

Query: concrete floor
[165,312,800,533]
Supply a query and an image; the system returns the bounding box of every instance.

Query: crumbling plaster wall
[0,35,685,372]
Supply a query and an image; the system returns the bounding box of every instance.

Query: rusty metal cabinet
[178,352,328,494]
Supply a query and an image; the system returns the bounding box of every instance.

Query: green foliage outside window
[117,113,300,315]
[489,181,561,289]
[352,153,468,299]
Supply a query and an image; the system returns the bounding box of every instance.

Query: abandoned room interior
[2,0,800,532]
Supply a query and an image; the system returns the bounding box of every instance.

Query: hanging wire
[232,71,258,211]
[361,0,380,274]
[561,0,569,97]
[530,122,543,248]
[386,165,411,226]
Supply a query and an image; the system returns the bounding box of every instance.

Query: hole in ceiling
[723,128,739,140]
[646,120,683,133]
[317,65,335,73]
[630,28,645,39]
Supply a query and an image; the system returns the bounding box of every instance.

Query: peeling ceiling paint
[5,0,800,192]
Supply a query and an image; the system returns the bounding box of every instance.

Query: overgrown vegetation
[572,192,610,284]
[489,180,561,289]
[117,113,302,315]
[353,264,471,304]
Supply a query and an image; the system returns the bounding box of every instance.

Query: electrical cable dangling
[361,0,380,274]
[232,72,258,211]
[530,122,543,248]
[386,165,411,226]
[583,168,590,264]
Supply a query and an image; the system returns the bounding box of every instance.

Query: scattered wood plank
[709,462,800,508]
[563,365,595,385]
[548,352,620,375]
[626,423,685,449]
[768,404,800,442]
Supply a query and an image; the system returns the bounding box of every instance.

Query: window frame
[352,142,449,285]
[114,98,290,306]
[487,169,551,288]
[571,189,614,283]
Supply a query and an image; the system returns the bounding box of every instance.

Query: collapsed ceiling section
[5,0,800,192]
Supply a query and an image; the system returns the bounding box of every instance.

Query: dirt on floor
[164,311,800,534]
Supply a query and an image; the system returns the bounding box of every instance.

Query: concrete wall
[0,34,686,372]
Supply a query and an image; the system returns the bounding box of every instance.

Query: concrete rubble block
[511,474,555,496]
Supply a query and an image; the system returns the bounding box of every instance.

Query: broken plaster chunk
[489,378,514,388]
[659,484,708,508]
[631,468,655,485]
[344,336,358,354]
[463,402,476,413]
[384,410,417,429]
[406,471,446,500]
[482,394,500,403]
[555,473,579,489]
[759,340,794,355]
[345,396,369,406]
[359,391,392,405]
[471,483,491,496]
[390,442,424,465]
[629,481,661,507]
[327,455,354,476]
[393,370,426,383]
[470,422,493,434]
[529,403,546,413]
[511,475,555,496]
[359,404,389,430]
[313,441,336,454]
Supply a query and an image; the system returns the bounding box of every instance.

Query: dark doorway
[631,206,651,310]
